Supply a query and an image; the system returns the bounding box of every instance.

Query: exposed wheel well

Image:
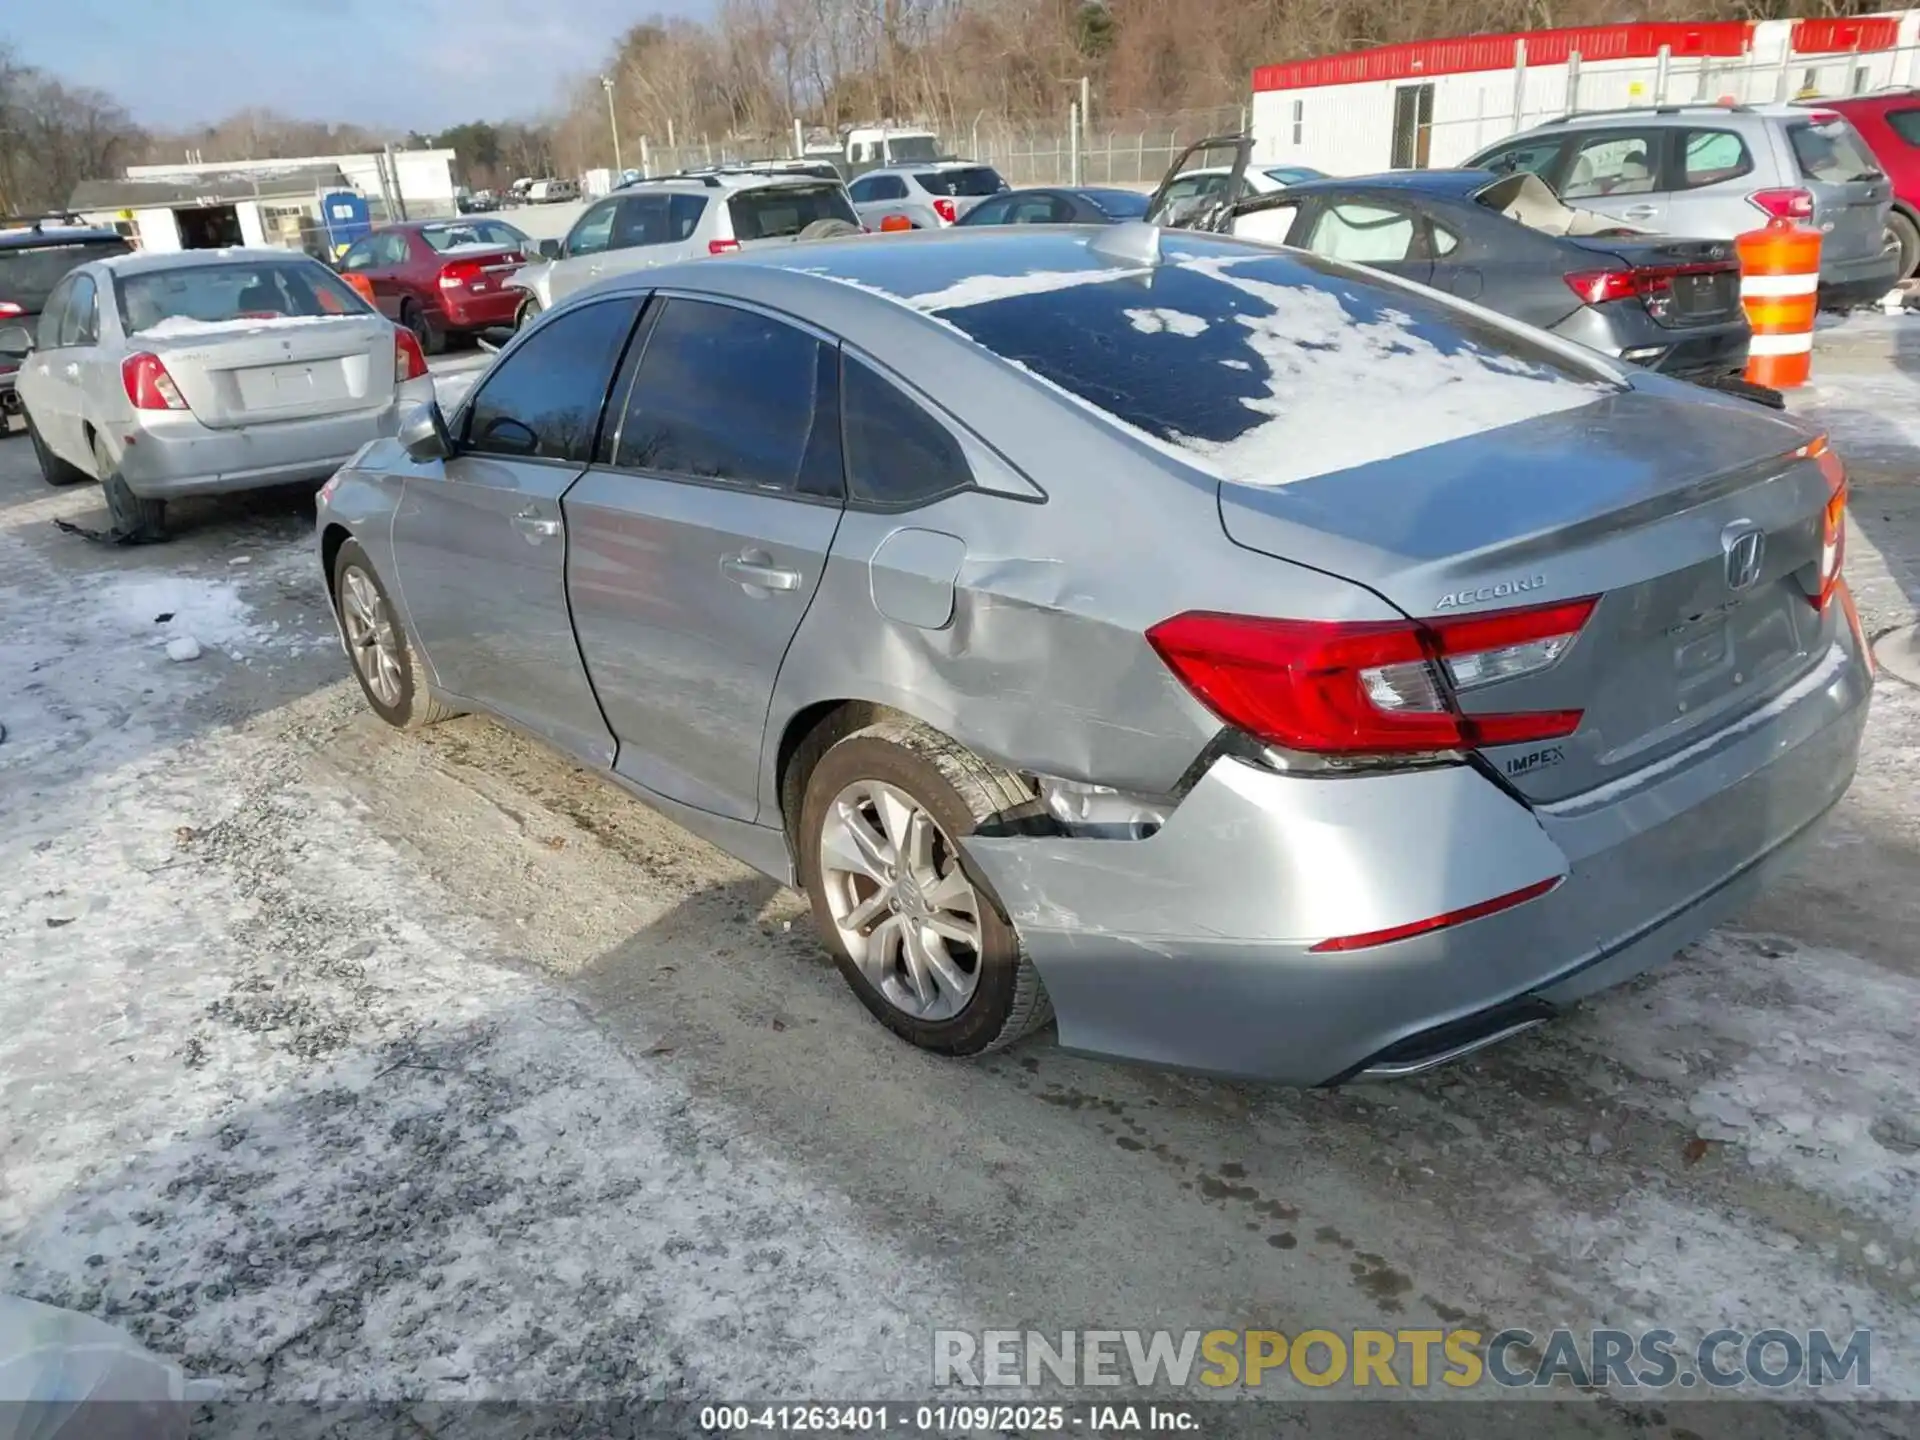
[776,700,887,855]
[320,523,353,601]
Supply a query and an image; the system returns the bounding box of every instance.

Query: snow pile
[1182,267,1609,485]
[90,574,261,654]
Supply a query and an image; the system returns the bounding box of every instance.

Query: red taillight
[708,238,741,255]
[0,301,21,317]
[933,198,958,224]
[1564,269,1638,306]
[1565,262,1734,310]
[1309,877,1563,953]
[437,257,487,290]
[1146,597,1598,757]
[1748,187,1815,221]
[394,326,428,383]
[1802,434,1846,611]
[121,352,187,411]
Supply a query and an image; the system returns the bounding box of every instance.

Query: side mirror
[0,323,33,360]
[399,400,452,462]
[537,238,561,260]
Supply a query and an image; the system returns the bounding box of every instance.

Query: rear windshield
[418,220,523,253]
[0,239,129,313]
[915,167,1006,198]
[1788,118,1881,183]
[117,260,370,335]
[729,184,858,240]
[1086,190,1151,219]
[929,249,1611,483]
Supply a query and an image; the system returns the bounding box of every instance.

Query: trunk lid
[1788,114,1890,264]
[1217,384,1837,802]
[1567,235,1743,330]
[138,316,397,430]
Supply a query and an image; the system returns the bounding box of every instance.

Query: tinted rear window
[1788,118,1880,183]
[1888,109,1920,147]
[117,260,369,334]
[930,251,1610,482]
[0,239,128,313]
[915,167,1005,198]
[728,184,858,240]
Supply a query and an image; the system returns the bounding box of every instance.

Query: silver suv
[846,162,1009,229]
[1468,102,1898,308]
[507,172,860,325]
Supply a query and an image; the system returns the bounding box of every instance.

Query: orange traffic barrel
[342,272,377,305]
[1736,215,1821,389]
[878,213,913,233]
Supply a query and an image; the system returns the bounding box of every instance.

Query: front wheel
[798,718,1051,1057]
[330,538,460,730]
[400,299,446,357]
[513,295,543,331]
[94,435,167,541]
[1886,210,1919,283]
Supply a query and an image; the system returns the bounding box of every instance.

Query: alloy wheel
[339,565,404,708]
[818,779,984,1022]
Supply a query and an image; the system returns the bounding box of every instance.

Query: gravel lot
[2,324,1918,1431]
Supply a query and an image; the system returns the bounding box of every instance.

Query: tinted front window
[1475,138,1564,178]
[0,239,128,314]
[611,194,674,248]
[117,260,367,334]
[1678,129,1754,189]
[914,167,1005,198]
[930,250,1607,482]
[728,184,858,239]
[464,297,639,462]
[615,299,829,493]
[843,358,972,507]
[1789,118,1880,182]
[1560,133,1658,198]
[566,202,617,256]
[668,194,708,240]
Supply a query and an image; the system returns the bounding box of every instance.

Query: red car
[1816,91,1920,281]
[336,217,533,353]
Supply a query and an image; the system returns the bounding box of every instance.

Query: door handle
[512,507,561,539]
[1620,205,1659,220]
[720,553,802,592]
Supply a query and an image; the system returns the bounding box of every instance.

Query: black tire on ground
[796,716,1052,1057]
[28,414,91,486]
[514,295,542,331]
[797,218,861,241]
[330,537,461,730]
[400,299,447,356]
[1887,210,1920,283]
[93,434,167,540]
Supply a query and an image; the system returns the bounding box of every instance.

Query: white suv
[507,172,861,326]
[846,163,1009,229]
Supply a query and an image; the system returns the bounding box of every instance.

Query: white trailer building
[1251,11,1920,176]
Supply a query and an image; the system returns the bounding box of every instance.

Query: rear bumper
[962,632,1871,1086]
[1553,305,1748,378]
[113,395,417,498]
[1818,249,1901,309]
[437,288,522,331]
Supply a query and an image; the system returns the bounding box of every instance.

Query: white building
[1251,11,1920,176]
[125,149,458,222]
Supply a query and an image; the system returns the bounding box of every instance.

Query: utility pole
[602,76,623,174]
[1080,75,1090,135]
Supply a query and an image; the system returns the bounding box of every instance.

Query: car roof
[1285,169,1495,197]
[93,247,326,278]
[621,171,833,195]
[1527,102,1804,131]
[864,160,985,175]
[0,226,124,250]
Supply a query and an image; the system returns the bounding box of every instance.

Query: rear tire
[400,299,447,357]
[330,537,460,730]
[797,717,1051,1058]
[28,415,90,486]
[514,295,542,331]
[1887,210,1919,283]
[798,218,860,241]
[93,434,167,541]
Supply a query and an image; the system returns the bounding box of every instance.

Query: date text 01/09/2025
[699,1404,1202,1433]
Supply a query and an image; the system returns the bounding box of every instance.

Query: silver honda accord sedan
[313,223,1871,1085]
[2,247,435,542]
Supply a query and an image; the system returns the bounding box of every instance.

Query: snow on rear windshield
[931,251,1615,484]
[117,261,369,334]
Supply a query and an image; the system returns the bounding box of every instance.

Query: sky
[9,0,709,132]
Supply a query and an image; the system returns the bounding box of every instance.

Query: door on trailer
[387,294,643,765]
[1391,84,1435,170]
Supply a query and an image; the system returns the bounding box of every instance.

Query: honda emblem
[1723,523,1765,591]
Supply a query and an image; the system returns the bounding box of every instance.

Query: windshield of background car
[729,184,859,239]
[1087,190,1151,219]
[914,166,1006,197]
[0,238,129,313]
[419,220,524,252]
[918,241,1612,483]
[116,261,370,334]
[1789,117,1881,182]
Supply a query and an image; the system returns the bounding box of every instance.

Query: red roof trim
[1254,20,1755,92]
[1790,17,1900,55]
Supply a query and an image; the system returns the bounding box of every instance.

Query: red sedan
[336,218,533,353]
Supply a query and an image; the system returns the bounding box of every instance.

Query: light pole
[601,76,624,174]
